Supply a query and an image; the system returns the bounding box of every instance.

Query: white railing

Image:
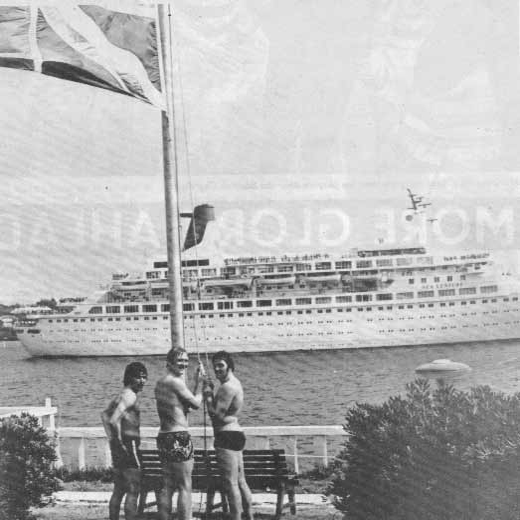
[0,397,57,430]
[0,399,347,473]
[58,425,346,473]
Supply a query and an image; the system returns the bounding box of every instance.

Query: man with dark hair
[204,350,254,520]
[101,361,148,520]
[155,347,204,520]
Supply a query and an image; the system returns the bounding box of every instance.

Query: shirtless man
[101,362,148,520]
[203,350,254,520]
[154,347,204,520]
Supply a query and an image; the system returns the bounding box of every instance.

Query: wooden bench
[138,448,299,518]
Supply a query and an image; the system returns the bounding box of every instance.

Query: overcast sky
[1,0,520,303]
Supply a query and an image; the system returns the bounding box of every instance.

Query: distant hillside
[0,304,16,315]
[0,299,59,315]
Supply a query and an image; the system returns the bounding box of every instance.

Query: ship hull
[18,295,520,357]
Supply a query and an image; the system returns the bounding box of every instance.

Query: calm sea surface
[3,340,520,427]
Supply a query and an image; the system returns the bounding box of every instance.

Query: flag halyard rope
[166,6,213,515]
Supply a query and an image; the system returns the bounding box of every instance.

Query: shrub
[300,463,335,482]
[329,379,520,520]
[0,413,60,520]
[297,463,336,494]
[54,466,113,483]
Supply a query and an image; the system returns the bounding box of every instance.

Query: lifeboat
[305,272,341,283]
[154,279,197,290]
[150,280,169,288]
[203,277,253,288]
[112,279,148,291]
[256,275,296,285]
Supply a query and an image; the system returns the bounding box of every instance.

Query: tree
[34,298,57,310]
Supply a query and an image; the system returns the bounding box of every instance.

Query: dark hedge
[329,379,520,520]
[0,414,59,520]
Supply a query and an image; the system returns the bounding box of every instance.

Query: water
[3,340,520,428]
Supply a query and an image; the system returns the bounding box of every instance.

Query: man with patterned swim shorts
[101,361,148,520]
[155,347,204,520]
[204,351,254,520]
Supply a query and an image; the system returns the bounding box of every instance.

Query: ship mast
[157,5,185,351]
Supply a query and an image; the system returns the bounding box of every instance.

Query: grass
[297,465,334,494]
[54,464,335,494]
[32,465,340,519]
[34,502,341,519]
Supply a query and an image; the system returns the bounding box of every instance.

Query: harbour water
[3,340,520,428]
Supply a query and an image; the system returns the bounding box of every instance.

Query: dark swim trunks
[110,437,140,470]
[157,431,194,464]
[214,431,246,451]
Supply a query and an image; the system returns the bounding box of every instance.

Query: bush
[54,466,113,483]
[297,463,336,494]
[329,379,520,520]
[0,414,60,520]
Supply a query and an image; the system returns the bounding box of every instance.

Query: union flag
[0,4,164,107]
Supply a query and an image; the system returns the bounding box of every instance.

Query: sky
[1,0,520,303]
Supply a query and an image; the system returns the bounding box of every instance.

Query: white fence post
[78,437,86,470]
[313,435,328,467]
[293,436,299,474]
[105,439,112,468]
[44,397,56,431]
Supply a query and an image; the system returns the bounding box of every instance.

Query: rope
[168,4,210,364]
[167,6,214,399]
[167,8,213,514]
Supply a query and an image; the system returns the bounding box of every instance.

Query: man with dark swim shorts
[204,350,254,520]
[101,361,148,520]
[155,347,204,520]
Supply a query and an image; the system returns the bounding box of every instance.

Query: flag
[0,4,164,108]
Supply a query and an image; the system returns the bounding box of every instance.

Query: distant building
[0,316,14,327]
[11,306,53,315]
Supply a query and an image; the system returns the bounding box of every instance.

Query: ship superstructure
[17,247,520,356]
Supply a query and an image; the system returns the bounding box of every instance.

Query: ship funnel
[181,204,215,251]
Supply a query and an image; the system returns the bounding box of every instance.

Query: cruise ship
[16,246,520,357]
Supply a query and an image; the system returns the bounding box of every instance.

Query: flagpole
[158,4,185,351]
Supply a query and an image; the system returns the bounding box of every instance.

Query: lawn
[32,469,340,519]
[34,502,341,519]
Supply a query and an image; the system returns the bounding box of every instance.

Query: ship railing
[57,425,347,473]
[224,252,339,266]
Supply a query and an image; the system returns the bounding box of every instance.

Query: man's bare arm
[172,377,202,410]
[101,409,114,440]
[205,384,235,423]
[101,389,136,442]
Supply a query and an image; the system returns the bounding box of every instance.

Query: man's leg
[157,471,176,520]
[171,459,194,520]
[123,468,140,520]
[216,447,242,520]
[237,451,254,520]
[109,470,126,520]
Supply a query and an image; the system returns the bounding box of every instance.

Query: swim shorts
[157,431,194,464]
[110,437,140,470]
[214,431,246,451]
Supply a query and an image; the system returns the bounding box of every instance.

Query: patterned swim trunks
[157,431,194,464]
